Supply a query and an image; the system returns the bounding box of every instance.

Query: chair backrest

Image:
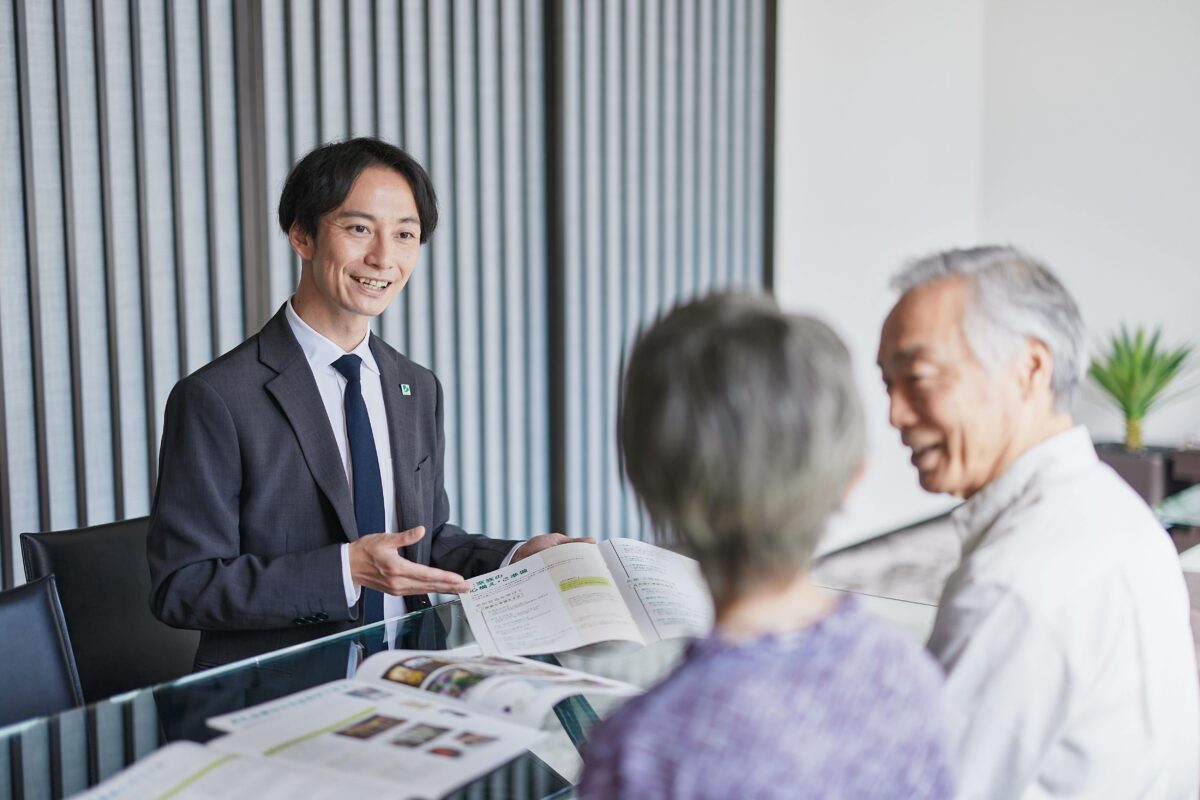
[0,575,83,727]
[21,517,199,703]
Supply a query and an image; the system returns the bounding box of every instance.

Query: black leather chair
[0,575,83,726]
[21,517,200,703]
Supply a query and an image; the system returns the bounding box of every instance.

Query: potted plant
[1089,325,1195,505]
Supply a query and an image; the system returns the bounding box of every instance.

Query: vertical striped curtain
[0,0,243,588]
[0,0,773,590]
[558,0,770,540]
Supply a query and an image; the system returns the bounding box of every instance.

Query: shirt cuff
[499,542,524,568]
[340,544,361,607]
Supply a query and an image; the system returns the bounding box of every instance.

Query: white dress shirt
[929,426,1199,799]
[285,302,402,613]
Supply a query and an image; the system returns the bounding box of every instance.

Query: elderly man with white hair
[877,246,1199,798]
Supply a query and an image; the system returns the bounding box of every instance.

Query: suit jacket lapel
[259,307,359,543]
[372,336,427,565]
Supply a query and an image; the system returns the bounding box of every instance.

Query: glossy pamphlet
[461,539,714,656]
[76,646,638,800]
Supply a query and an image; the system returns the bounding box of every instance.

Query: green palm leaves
[1089,326,1194,450]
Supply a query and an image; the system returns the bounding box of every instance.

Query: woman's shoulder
[819,598,945,695]
[593,600,941,740]
[578,608,951,799]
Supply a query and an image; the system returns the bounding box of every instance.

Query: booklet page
[207,679,542,800]
[461,543,644,656]
[353,649,640,726]
[601,538,713,642]
[74,741,384,800]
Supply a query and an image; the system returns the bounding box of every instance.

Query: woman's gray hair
[619,293,865,604]
[891,246,1086,410]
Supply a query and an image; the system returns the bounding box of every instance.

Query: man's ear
[1020,337,1056,401]
[287,223,314,261]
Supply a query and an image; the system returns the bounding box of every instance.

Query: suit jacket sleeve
[147,375,352,631]
[423,376,515,577]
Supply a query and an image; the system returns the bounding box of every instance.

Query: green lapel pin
[401,383,411,396]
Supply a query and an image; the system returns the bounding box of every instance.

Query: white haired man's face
[876,277,1028,499]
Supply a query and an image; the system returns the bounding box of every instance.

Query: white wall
[979,0,1200,447]
[774,0,982,552]
[775,0,1200,552]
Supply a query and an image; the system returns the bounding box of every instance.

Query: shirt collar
[951,425,1096,555]
[285,298,380,376]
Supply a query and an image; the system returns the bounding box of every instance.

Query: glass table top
[0,589,935,799]
[1158,484,1200,529]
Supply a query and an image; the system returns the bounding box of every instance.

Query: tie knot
[331,353,363,383]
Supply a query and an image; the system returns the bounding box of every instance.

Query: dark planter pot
[1173,450,1200,484]
[1094,443,1171,506]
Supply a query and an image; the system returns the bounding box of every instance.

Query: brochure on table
[461,538,714,656]
[76,646,639,800]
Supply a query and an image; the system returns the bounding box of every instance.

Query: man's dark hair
[277,137,439,243]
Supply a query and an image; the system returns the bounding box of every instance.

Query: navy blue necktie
[332,354,386,626]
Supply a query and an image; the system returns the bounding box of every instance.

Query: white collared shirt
[285,301,401,616]
[929,426,1199,799]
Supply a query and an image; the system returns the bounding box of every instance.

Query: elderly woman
[578,294,952,799]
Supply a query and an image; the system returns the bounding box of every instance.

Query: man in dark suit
[148,138,585,668]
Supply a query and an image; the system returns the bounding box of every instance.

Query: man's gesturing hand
[348,526,473,595]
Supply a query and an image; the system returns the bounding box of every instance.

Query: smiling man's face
[876,276,1025,499]
[289,165,422,345]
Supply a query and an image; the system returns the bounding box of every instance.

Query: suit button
[316,613,328,621]
[293,618,305,626]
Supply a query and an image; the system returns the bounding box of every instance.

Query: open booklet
[461,538,714,656]
[76,646,639,800]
